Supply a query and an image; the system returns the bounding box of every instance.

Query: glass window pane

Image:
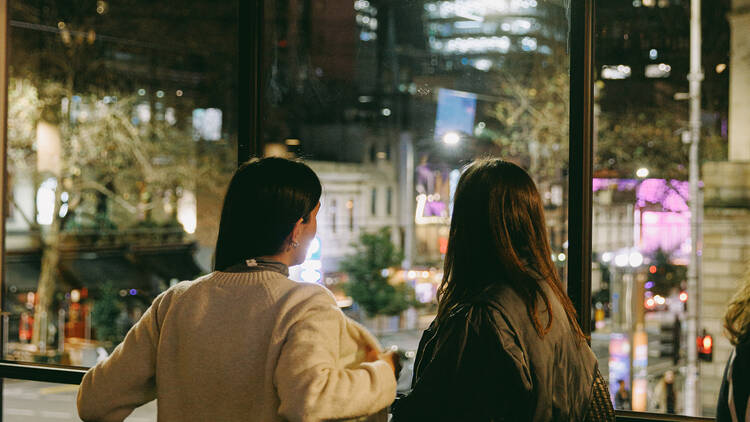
[4,0,238,367]
[2,379,156,421]
[261,0,570,391]
[592,0,733,416]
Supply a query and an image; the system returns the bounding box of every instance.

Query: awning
[133,245,203,283]
[4,253,42,292]
[4,243,203,296]
[59,253,156,294]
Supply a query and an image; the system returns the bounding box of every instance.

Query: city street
[3,380,156,421]
[1,319,685,420]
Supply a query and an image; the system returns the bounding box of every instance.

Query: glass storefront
[1,0,745,419]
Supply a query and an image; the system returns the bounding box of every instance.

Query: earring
[291,241,299,249]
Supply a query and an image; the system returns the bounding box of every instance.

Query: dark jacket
[391,283,598,421]
[717,339,750,422]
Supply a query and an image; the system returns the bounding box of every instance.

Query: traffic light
[697,332,713,362]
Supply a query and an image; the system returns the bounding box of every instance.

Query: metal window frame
[238,0,263,163]
[0,0,718,421]
[569,0,595,339]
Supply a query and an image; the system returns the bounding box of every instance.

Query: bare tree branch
[10,196,38,229]
[79,180,138,213]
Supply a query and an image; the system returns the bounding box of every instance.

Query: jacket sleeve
[77,291,169,422]
[274,288,397,422]
[391,305,531,421]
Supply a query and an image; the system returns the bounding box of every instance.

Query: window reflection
[593,0,734,416]
[262,0,569,392]
[4,0,237,366]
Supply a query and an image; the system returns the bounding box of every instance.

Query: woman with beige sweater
[77,157,399,422]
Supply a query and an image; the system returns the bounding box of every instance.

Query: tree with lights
[340,228,415,318]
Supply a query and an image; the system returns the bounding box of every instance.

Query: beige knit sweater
[77,271,397,422]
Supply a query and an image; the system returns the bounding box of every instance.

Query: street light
[442,131,460,146]
[628,251,644,267]
[636,167,649,178]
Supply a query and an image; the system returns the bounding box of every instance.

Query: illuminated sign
[290,236,323,284]
[424,0,539,20]
[435,88,476,140]
[608,333,630,403]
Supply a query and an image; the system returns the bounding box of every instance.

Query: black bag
[585,365,616,422]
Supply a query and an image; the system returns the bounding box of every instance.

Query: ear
[290,217,305,244]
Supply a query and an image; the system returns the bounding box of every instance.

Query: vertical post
[238,0,263,162]
[85,308,91,342]
[1,2,8,413]
[0,0,8,317]
[38,311,47,354]
[2,313,8,359]
[685,0,703,415]
[399,134,414,269]
[568,0,595,337]
[57,309,65,354]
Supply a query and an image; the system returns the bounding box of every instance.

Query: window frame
[0,0,718,421]
[569,0,595,339]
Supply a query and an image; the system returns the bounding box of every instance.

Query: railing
[0,361,718,422]
[616,410,714,422]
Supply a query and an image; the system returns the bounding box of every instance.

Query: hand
[364,345,379,363]
[379,350,402,378]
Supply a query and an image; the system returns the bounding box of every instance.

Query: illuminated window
[347,200,354,232]
[387,187,393,216]
[331,199,337,233]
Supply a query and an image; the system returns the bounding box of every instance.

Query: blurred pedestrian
[717,267,750,422]
[77,157,399,422]
[655,370,677,414]
[614,380,631,410]
[390,159,613,421]
[673,315,682,365]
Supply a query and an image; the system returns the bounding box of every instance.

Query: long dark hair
[213,157,321,271]
[437,158,584,340]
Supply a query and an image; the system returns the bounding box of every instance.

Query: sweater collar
[224,258,289,277]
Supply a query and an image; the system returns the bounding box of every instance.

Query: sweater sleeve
[274,288,397,422]
[77,290,169,422]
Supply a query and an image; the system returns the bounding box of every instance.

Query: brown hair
[436,158,585,340]
[723,264,750,346]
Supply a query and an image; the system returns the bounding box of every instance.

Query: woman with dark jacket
[391,159,605,421]
[717,269,750,421]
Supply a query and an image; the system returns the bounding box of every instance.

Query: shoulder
[449,299,532,381]
[142,273,215,320]
[280,281,337,305]
[167,272,215,294]
[155,272,221,303]
[732,340,750,374]
[271,281,341,325]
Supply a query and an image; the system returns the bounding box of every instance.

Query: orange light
[703,335,712,351]
[649,265,657,274]
[679,292,688,302]
[438,237,448,255]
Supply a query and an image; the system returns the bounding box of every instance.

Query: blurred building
[595,0,730,133]
[4,0,237,353]
[698,0,750,414]
[307,159,400,275]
